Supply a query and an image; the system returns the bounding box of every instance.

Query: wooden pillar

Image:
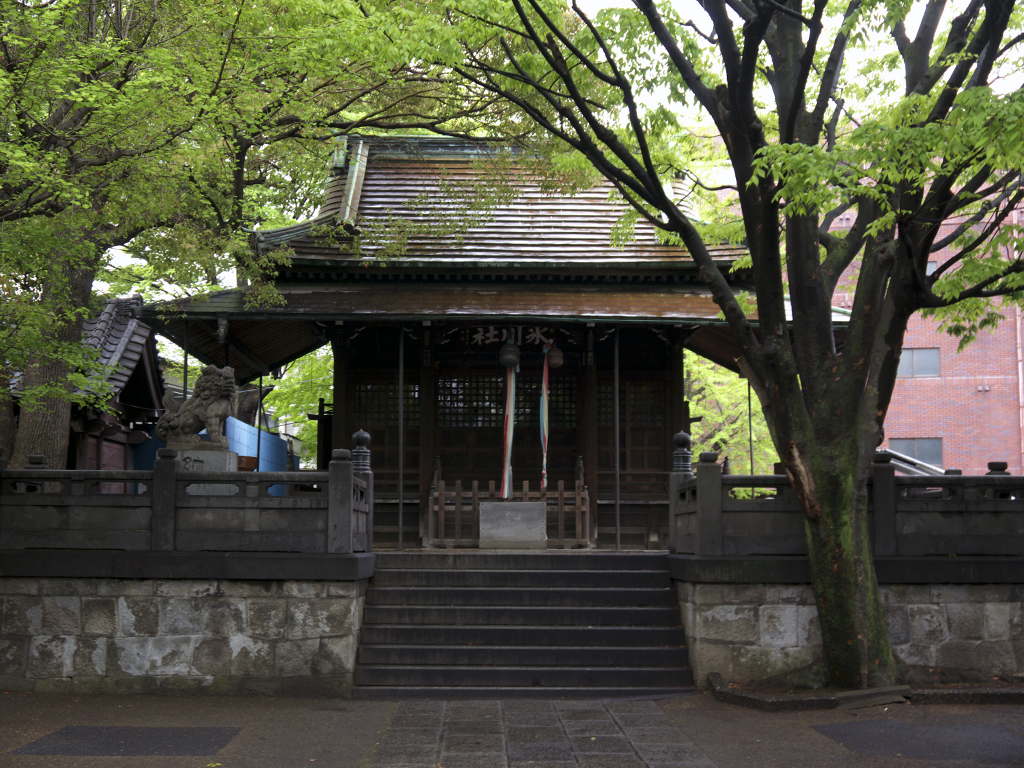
[330,327,349,452]
[316,398,329,470]
[613,325,620,551]
[670,327,699,445]
[418,326,437,520]
[582,327,599,523]
[397,327,405,547]
[670,328,687,454]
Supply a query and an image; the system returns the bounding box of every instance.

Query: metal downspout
[1015,212,1024,473]
[398,328,405,548]
[614,325,621,552]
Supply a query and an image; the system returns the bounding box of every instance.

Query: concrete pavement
[1,690,1023,767]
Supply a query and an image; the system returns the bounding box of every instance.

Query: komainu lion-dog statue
[156,365,237,449]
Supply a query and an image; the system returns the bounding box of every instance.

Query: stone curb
[907,687,1024,705]
[707,673,839,711]
[708,673,1024,710]
[707,673,911,711]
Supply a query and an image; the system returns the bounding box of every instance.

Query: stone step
[355,551,689,695]
[354,665,694,688]
[356,644,688,667]
[358,624,688,647]
[351,686,696,700]
[371,568,672,589]
[374,551,669,571]
[361,605,681,626]
[364,586,678,607]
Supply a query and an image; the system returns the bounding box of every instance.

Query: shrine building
[140,135,754,549]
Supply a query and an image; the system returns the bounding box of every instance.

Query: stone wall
[677,582,1024,688]
[0,577,366,696]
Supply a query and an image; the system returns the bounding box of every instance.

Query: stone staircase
[353,551,693,698]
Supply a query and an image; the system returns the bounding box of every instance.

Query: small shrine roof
[13,296,164,418]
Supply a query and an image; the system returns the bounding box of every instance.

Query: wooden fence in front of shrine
[427,479,591,549]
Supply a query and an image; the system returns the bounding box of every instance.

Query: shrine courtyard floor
[1,691,1022,767]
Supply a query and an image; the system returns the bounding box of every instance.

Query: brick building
[882,309,1023,475]
[833,213,1024,475]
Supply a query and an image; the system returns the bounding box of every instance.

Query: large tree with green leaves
[108,0,508,304]
[441,0,1024,688]
[0,0,235,467]
[1,0,502,467]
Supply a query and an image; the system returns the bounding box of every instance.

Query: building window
[438,375,503,427]
[598,382,664,429]
[354,382,420,426]
[889,438,943,466]
[437,374,577,428]
[926,261,938,275]
[514,374,577,428]
[897,348,940,378]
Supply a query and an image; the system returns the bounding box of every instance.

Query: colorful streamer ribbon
[501,365,516,498]
[540,343,550,490]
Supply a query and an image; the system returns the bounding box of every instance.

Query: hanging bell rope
[540,343,550,491]
[499,340,520,499]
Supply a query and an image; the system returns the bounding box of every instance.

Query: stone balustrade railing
[0,435,374,582]
[669,452,1024,557]
[0,447,371,556]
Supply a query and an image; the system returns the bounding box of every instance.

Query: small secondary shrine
[141,136,752,548]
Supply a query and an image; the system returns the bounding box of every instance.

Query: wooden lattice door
[436,371,578,487]
[598,379,667,475]
[351,377,420,494]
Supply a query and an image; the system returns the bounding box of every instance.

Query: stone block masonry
[677,582,1024,689]
[0,577,366,696]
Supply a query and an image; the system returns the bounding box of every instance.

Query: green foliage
[261,349,335,465]
[686,351,778,476]
[3,0,507,421]
[754,86,1024,243]
[0,209,118,414]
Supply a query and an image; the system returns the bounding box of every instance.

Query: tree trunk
[802,454,898,688]
[10,258,98,470]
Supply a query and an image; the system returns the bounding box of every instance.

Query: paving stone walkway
[370,699,715,768]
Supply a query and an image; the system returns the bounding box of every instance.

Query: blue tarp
[133,417,293,495]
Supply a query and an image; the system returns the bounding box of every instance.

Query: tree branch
[809,1,859,139]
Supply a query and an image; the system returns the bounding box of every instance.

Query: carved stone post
[694,451,723,556]
[152,448,178,551]
[668,432,693,553]
[328,448,353,554]
[25,454,47,494]
[672,432,693,475]
[352,429,373,553]
[871,454,897,557]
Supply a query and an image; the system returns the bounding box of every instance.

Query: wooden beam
[582,328,599,525]
[195,320,270,375]
[419,328,436,525]
[144,319,218,367]
[330,328,349,452]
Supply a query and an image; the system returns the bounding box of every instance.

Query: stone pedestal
[179,449,239,495]
[479,502,547,549]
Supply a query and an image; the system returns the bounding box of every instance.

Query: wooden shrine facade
[140,135,754,548]
[310,321,693,517]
